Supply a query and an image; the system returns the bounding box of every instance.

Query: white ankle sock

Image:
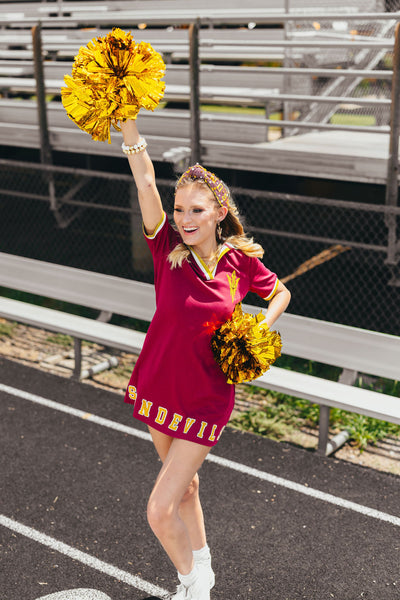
[178,564,198,588]
[193,544,211,561]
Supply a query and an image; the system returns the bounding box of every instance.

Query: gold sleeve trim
[143,212,166,239]
[264,278,279,301]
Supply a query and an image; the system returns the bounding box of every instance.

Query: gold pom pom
[61,28,166,143]
[211,303,282,384]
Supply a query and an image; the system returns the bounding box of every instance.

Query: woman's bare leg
[147,427,211,574]
[148,426,208,551]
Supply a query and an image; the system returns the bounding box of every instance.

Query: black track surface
[1,357,399,600]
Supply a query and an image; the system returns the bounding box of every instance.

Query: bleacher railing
[1,5,400,335]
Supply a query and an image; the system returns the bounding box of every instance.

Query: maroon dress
[124,213,278,446]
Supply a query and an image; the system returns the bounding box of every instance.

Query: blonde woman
[121,118,291,600]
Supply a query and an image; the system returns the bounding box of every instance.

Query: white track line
[0,514,170,599]
[1,382,400,528]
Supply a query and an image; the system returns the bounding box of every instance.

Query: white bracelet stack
[121,137,148,155]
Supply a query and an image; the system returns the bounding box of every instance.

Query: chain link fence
[280,7,396,136]
[1,160,399,337]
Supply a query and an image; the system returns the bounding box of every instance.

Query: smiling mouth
[183,227,198,233]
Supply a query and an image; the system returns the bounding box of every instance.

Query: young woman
[121,118,291,600]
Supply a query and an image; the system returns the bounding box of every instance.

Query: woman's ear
[217,206,229,221]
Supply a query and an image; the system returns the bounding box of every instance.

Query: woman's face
[174,184,226,253]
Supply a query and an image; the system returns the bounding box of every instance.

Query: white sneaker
[171,564,211,600]
[194,556,215,590]
[169,583,190,599]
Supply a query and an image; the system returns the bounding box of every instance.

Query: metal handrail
[385,22,400,268]
[200,65,393,78]
[200,113,389,135]
[197,40,395,48]
[2,10,400,26]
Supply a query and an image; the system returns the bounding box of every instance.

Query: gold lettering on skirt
[168,413,183,431]
[155,406,168,425]
[138,399,153,417]
[197,421,208,439]
[128,385,137,401]
[184,417,196,434]
[208,424,218,442]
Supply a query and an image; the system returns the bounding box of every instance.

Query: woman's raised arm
[120,119,164,235]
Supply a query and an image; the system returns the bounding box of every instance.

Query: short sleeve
[249,257,279,300]
[143,212,180,259]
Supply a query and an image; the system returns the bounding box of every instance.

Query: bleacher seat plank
[0,296,146,354]
[0,100,268,145]
[0,117,391,183]
[1,252,399,455]
[255,366,400,425]
[1,253,399,382]
[243,305,400,382]
[202,131,391,184]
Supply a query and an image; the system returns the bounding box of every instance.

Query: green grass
[46,333,74,347]
[162,99,379,131]
[201,105,377,129]
[329,114,376,127]
[230,390,400,451]
[201,104,267,116]
[230,356,400,451]
[0,321,17,338]
[3,286,397,451]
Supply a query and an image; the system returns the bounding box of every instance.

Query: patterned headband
[176,164,230,208]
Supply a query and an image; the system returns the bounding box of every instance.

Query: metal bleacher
[0,0,398,181]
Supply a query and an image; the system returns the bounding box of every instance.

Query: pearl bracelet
[121,137,148,155]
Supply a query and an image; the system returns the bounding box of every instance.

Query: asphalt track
[1,356,399,600]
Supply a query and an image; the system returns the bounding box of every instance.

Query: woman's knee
[180,473,200,505]
[147,494,173,535]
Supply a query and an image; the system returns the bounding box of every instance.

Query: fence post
[282,0,291,139]
[189,19,201,164]
[32,22,65,224]
[32,22,52,167]
[385,22,400,270]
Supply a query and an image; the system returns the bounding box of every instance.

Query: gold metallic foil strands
[61,28,165,143]
[211,303,282,384]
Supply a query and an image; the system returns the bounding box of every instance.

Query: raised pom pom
[61,28,165,143]
[211,303,282,384]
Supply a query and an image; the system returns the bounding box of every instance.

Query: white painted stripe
[207,454,400,527]
[0,514,170,599]
[1,383,400,528]
[0,383,152,442]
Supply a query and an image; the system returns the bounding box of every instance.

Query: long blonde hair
[168,177,264,269]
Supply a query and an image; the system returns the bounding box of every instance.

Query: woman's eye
[193,208,203,213]
[174,208,182,213]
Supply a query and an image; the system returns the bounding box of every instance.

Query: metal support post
[282,0,291,139]
[73,338,82,379]
[317,405,330,456]
[385,22,400,271]
[32,23,59,220]
[32,23,52,167]
[189,19,201,164]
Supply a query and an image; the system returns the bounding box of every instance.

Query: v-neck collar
[189,244,232,280]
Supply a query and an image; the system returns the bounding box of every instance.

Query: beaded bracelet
[121,137,148,155]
